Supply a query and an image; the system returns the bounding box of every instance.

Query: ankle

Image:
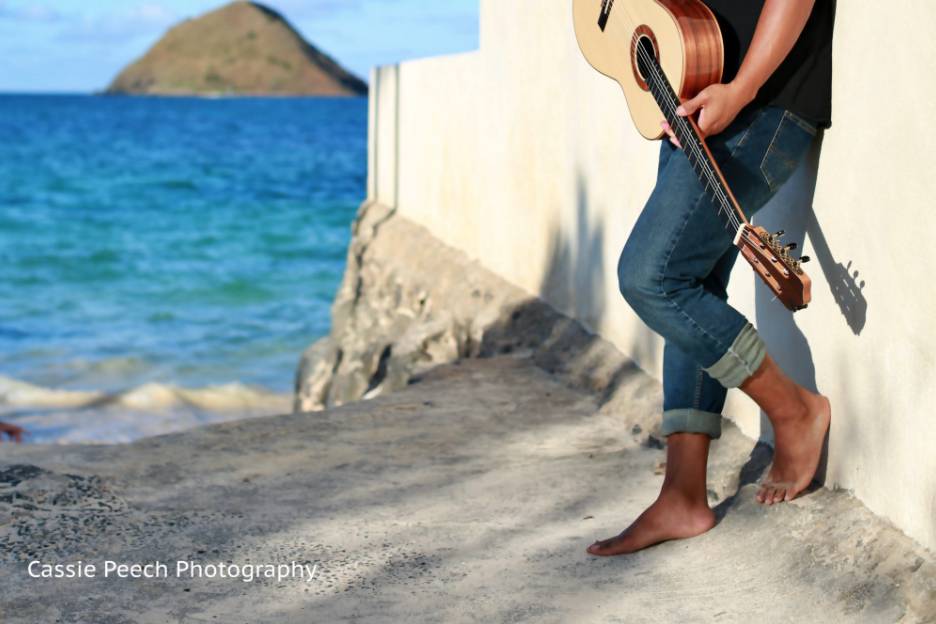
[657,487,709,510]
[768,394,812,424]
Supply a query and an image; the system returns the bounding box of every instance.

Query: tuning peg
[785,242,798,251]
[800,255,811,263]
[774,230,785,238]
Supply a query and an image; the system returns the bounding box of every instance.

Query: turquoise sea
[0,95,367,443]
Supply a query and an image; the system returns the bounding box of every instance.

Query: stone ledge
[294,201,662,440]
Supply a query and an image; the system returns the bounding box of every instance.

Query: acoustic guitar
[572,0,812,311]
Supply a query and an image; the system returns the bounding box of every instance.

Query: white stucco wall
[366,0,936,552]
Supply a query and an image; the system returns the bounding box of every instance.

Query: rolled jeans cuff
[703,322,767,389]
[661,409,722,440]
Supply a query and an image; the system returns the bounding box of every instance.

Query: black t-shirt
[702,0,835,128]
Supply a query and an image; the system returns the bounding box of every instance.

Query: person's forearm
[732,0,816,103]
[669,0,818,141]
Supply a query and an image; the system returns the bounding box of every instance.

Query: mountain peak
[106,1,367,97]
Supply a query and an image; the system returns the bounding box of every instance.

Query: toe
[772,487,786,504]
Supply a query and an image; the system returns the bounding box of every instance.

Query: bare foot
[585,492,715,556]
[757,391,831,505]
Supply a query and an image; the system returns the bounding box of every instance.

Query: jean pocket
[759,110,817,192]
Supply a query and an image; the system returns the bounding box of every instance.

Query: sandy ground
[1,355,934,623]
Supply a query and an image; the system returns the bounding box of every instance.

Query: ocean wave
[0,375,290,414]
[0,375,101,410]
[0,375,292,444]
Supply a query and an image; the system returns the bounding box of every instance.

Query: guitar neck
[638,48,749,235]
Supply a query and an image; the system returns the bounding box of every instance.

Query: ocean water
[0,95,367,443]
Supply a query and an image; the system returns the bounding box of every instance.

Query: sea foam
[0,375,291,444]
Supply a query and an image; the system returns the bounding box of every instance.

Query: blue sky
[0,0,479,92]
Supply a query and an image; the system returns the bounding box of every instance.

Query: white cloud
[0,1,64,22]
[56,3,180,44]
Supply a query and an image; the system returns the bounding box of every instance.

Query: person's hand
[661,80,757,148]
[1,422,24,443]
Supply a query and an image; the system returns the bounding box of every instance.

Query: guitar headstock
[735,224,812,312]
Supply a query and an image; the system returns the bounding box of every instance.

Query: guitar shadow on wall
[806,217,868,336]
[753,131,868,432]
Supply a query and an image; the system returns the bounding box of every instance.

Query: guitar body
[572,0,724,139]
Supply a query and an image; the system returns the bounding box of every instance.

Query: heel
[813,425,830,486]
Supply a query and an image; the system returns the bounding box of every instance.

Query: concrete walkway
[1,355,934,623]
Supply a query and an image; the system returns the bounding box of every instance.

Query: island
[105,1,367,97]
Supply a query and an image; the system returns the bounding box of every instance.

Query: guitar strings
[586,4,803,296]
[632,38,745,233]
[608,4,801,283]
[602,1,746,227]
[605,2,777,257]
[613,4,746,233]
[630,26,796,262]
[613,3,740,228]
[634,54,743,233]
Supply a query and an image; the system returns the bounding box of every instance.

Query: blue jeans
[617,105,818,439]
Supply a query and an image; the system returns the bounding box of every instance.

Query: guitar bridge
[598,0,615,31]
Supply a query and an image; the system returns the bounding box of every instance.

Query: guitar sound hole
[632,31,658,91]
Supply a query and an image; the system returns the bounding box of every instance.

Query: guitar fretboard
[636,43,743,232]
